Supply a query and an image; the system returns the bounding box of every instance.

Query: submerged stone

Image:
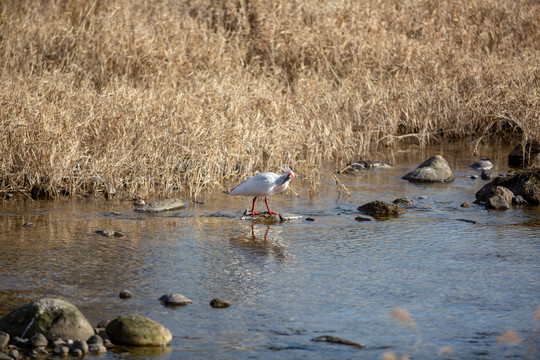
[134,198,185,213]
[106,314,172,346]
[402,155,455,183]
[311,335,365,348]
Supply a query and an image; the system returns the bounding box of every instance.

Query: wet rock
[357,200,406,219]
[0,331,9,349]
[159,294,192,306]
[30,184,56,200]
[8,349,19,359]
[512,195,529,205]
[470,158,494,170]
[28,333,48,348]
[71,348,83,357]
[305,217,315,221]
[418,196,428,199]
[393,197,414,206]
[0,298,94,341]
[119,289,133,299]
[70,340,88,354]
[311,335,365,348]
[22,222,34,228]
[0,353,10,360]
[134,198,185,213]
[88,343,107,354]
[5,193,13,200]
[87,335,103,345]
[240,211,302,224]
[460,202,471,208]
[105,314,172,346]
[32,347,48,355]
[475,167,540,205]
[96,230,124,237]
[339,161,392,174]
[508,140,540,168]
[471,175,479,179]
[402,155,455,183]
[354,216,372,222]
[133,199,146,206]
[53,345,69,356]
[51,338,66,347]
[486,186,515,210]
[210,298,231,309]
[481,169,498,180]
[456,218,477,224]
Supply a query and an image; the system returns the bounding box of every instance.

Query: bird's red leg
[251,197,261,216]
[264,197,278,215]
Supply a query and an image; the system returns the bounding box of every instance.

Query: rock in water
[311,335,365,348]
[482,186,515,210]
[0,298,94,341]
[209,298,231,309]
[134,198,185,213]
[357,200,407,219]
[402,155,455,183]
[475,167,540,205]
[159,294,192,306]
[470,158,494,170]
[106,315,172,346]
[240,211,302,224]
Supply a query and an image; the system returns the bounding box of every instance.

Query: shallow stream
[1,143,539,359]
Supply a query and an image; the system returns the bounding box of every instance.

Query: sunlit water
[1,143,539,359]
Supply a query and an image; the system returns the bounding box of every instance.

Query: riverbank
[1,1,539,200]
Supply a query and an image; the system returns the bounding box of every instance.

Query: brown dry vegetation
[1,0,539,199]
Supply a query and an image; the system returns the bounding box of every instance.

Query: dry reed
[1,0,539,199]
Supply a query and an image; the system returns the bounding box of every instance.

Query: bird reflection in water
[228,223,289,263]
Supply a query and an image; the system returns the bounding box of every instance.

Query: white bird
[229,167,295,215]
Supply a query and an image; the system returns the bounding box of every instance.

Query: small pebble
[5,193,13,200]
[119,290,132,299]
[210,298,231,308]
[87,335,103,345]
[71,348,83,357]
[96,230,124,237]
[460,202,471,208]
[22,222,34,228]
[418,196,428,199]
[470,175,479,179]
[8,350,19,359]
[305,217,315,221]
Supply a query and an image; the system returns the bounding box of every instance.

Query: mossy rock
[357,200,407,219]
[106,315,172,346]
[0,298,94,341]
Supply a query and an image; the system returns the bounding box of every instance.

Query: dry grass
[1,0,539,199]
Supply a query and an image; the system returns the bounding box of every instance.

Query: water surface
[1,143,539,359]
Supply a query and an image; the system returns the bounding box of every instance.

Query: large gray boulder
[0,298,94,341]
[402,155,455,183]
[105,315,172,346]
